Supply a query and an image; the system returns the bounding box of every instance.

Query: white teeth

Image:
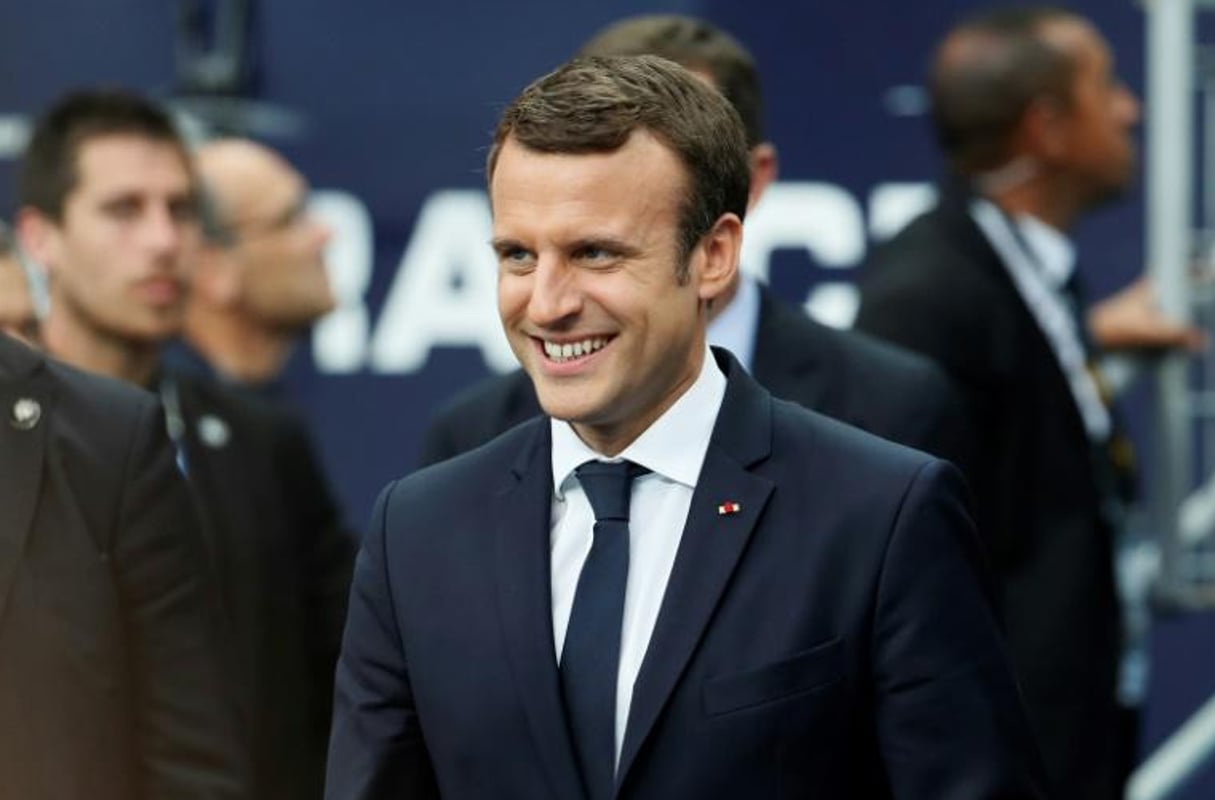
[543,337,607,362]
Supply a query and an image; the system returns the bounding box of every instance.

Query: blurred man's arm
[1088,276,1204,353]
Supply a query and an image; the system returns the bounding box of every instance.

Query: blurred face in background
[1039,17,1140,208]
[24,133,199,346]
[200,142,335,331]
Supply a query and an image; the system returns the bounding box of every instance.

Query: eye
[574,244,619,266]
[496,245,535,272]
[103,197,141,220]
[170,198,199,223]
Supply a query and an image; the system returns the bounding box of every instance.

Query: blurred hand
[1088,276,1204,353]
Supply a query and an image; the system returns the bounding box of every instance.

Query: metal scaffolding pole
[1146,0,1196,608]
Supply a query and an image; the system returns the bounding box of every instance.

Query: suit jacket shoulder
[753,286,971,467]
[857,201,1029,385]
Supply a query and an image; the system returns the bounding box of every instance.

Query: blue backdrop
[2,1,1210,793]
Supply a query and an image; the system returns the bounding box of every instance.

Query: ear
[14,207,62,278]
[747,143,779,212]
[694,212,742,305]
[192,244,242,309]
[1018,97,1069,163]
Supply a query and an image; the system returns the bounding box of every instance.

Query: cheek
[497,274,529,322]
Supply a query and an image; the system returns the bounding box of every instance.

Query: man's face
[1042,18,1140,206]
[38,134,198,345]
[493,131,728,454]
[224,158,334,330]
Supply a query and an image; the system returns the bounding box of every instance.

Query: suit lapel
[942,189,1094,441]
[0,338,53,621]
[617,354,775,786]
[493,422,587,800]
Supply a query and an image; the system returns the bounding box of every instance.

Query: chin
[533,389,584,423]
[532,384,605,425]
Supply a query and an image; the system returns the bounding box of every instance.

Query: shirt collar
[551,344,727,498]
[971,198,1076,289]
[706,275,760,371]
[1016,212,1075,289]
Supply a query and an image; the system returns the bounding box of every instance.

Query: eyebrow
[567,236,640,257]
[488,235,642,257]
[490,236,527,256]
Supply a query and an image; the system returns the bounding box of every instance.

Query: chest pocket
[702,638,843,717]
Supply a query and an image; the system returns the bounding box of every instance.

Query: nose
[309,214,334,249]
[526,258,582,328]
[1117,82,1140,125]
[145,203,186,257]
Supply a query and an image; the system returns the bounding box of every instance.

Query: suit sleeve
[114,397,248,799]
[871,460,1047,799]
[326,484,438,800]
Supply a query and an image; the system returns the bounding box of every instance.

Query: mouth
[531,334,614,371]
[134,277,183,306]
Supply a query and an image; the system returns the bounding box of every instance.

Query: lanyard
[159,374,190,476]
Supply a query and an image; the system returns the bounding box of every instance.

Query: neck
[184,305,293,385]
[573,341,705,457]
[43,311,160,387]
[975,162,1078,231]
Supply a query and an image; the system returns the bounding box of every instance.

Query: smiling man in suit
[417,15,968,473]
[327,55,1044,799]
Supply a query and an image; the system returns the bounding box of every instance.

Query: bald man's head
[193,138,333,332]
[929,6,1077,174]
[929,6,1138,219]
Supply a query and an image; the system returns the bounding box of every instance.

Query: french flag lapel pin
[717,501,741,516]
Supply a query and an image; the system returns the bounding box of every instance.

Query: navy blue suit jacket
[328,351,1044,799]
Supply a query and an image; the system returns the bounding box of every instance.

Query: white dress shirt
[550,344,727,764]
[970,199,1111,441]
[706,274,761,372]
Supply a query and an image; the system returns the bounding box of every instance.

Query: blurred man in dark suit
[16,88,352,800]
[0,331,245,799]
[855,7,1198,797]
[418,15,969,471]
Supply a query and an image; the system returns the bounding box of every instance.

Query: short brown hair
[487,55,750,277]
[577,15,764,149]
[18,87,190,220]
[930,5,1078,173]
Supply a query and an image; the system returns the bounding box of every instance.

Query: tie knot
[574,460,648,522]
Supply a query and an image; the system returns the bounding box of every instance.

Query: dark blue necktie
[561,459,648,800]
